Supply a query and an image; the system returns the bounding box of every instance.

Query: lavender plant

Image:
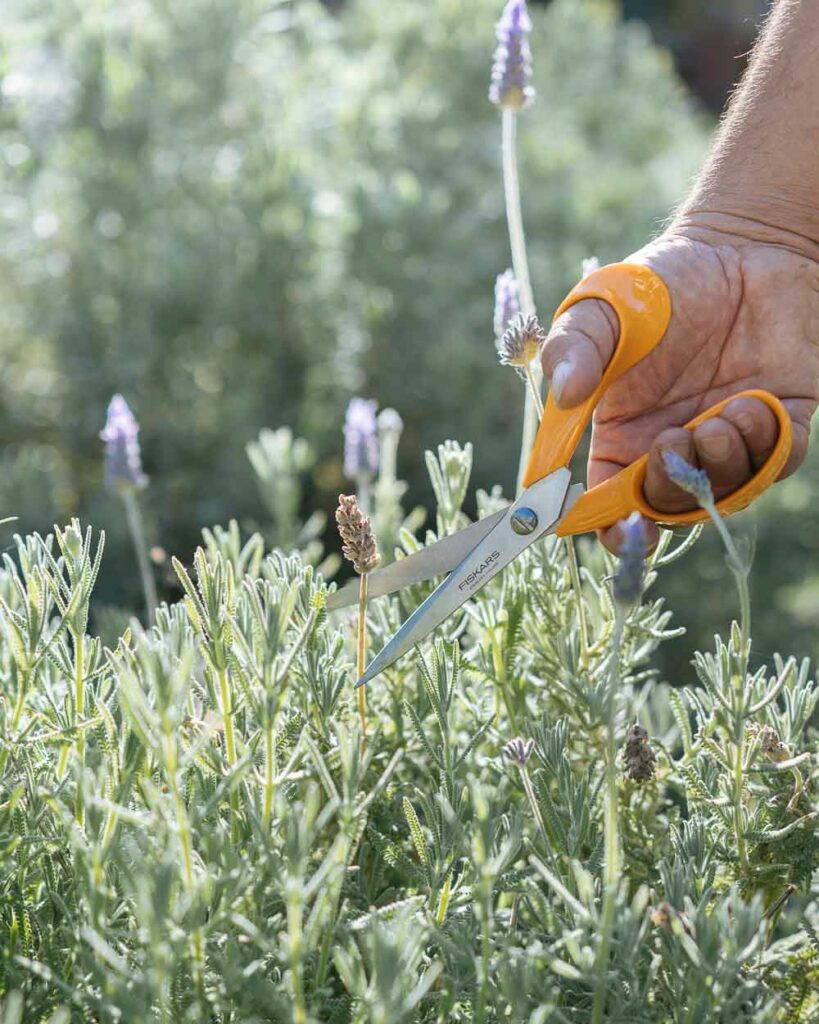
[1,6,818,1024]
[100,395,157,624]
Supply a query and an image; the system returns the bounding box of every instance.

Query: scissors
[328,263,793,687]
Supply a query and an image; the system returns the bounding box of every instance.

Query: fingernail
[699,432,731,461]
[551,360,572,404]
[734,411,755,435]
[661,440,691,460]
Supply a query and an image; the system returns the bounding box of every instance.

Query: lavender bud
[623,723,657,783]
[494,269,521,344]
[343,398,379,481]
[376,407,403,440]
[502,736,535,766]
[612,512,647,607]
[581,257,600,278]
[489,0,535,111]
[662,450,714,508]
[100,394,148,492]
[499,313,546,370]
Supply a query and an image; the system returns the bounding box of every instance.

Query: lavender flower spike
[494,269,521,344]
[100,394,148,491]
[662,450,714,508]
[612,511,647,607]
[489,0,535,111]
[343,398,379,481]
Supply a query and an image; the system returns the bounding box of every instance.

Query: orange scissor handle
[522,263,672,489]
[555,388,792,534]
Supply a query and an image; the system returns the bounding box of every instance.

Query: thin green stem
[565,539,590,667]
[287,889,307,1024]
[502,107,540,492]
[357,573,369,754]
[74,630,85,824]
[122,488,158,626]
[263,726,275,830]
[519,762,559,871]
[523,361,543,420]
[592,608,624,1024]
[489,628,519,735]
[217,666,240,841]
[706,501,751,874]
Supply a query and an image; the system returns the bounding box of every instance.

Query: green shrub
[0,446,817,1022]
[0,0,705,608]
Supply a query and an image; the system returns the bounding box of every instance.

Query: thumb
[540,297,619,408]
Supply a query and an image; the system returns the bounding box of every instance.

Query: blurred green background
[1,0,813,678]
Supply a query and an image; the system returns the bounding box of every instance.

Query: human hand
[541,215,819,551]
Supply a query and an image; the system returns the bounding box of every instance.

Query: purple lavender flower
[343,398,379,481]
[662,450,714,507]
[100,394,148,491]
[612,512,646,606]
[489,0,535,110]
[494,269,521,344]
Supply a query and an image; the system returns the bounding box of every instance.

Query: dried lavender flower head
[612,512,647,607]
[336,494,380,575]
[503,736,534,766]
[662,450,714,508]
[489,0,535,110]
[499,313,546,370]
[623,723,657,783]
[343,398,379,481]
[100,394,148,492]
[494,269,521,344]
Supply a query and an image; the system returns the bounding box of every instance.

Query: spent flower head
[499,312,546,370]
[503,736,535,766]
[489,0,535,110]
[612,512,647,607]
[336,494,379,575]
[100,394,148,492]
[662,450,713,507]
[623,723,657,783]
[343,398,379,481]
[493,269,521,344]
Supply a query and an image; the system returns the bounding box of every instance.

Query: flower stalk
[501,109,540,490]
[336,494,380,750]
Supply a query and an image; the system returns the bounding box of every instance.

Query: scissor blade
[327,508,509,611]
[357,468,573,687]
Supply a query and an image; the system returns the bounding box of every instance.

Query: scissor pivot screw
[510,507,538,535]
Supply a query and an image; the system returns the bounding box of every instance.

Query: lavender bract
[100,394,148,491]
[489,0,535,110]
[343,398,379,481]
[494,269,521,344]
[498,312,546,370]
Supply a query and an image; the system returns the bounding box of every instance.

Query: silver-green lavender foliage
[1,444,818,1023]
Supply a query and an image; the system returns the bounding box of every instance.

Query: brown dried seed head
[623,723,657,783]
[758,724,790,763]
[336,494,380,575]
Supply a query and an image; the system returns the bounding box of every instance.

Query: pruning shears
[328,263,793,687]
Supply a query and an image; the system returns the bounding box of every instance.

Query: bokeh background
[3,0,814,680]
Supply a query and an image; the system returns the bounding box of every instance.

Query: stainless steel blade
[326,507,509,610]
[356,468,573,687]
